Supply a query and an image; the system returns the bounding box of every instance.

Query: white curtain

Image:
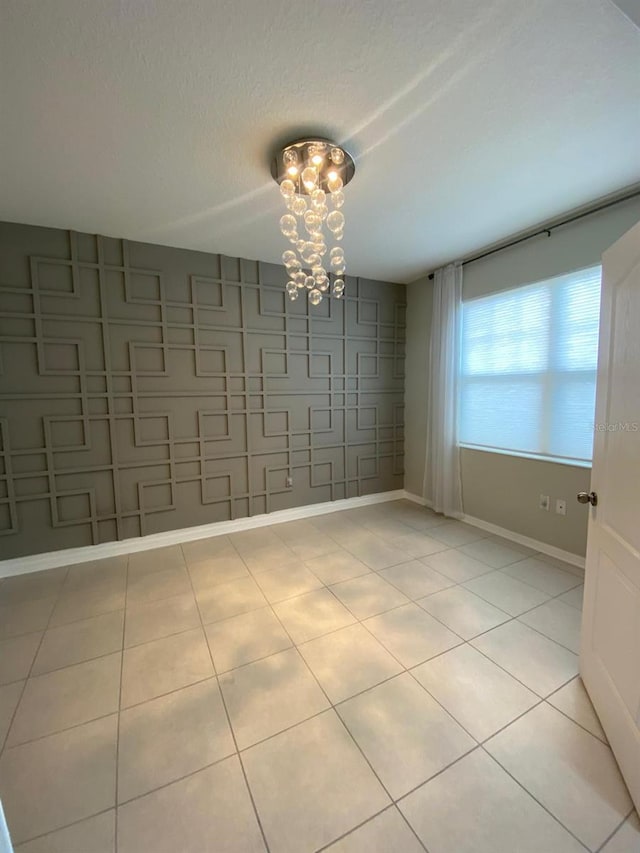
[424,262,463,517]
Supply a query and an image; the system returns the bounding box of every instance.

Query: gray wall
[0,222,406,559]
[405,195,640,557]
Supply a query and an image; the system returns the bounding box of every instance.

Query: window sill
[459,443,592,469]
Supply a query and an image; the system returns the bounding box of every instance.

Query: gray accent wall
[0,222,406,559]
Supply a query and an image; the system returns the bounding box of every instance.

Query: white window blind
[459,265,601,463]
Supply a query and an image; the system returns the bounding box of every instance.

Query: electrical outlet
[556,498,566,516]
[286,476,293,488]
[539,494,550,511]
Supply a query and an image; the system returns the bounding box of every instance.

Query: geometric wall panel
[0,222,406,558]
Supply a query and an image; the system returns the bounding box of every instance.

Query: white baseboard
[402,492,433,508]
[0,490,406,578]
[402,490,585,571]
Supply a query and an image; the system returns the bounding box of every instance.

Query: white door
[580,218,640,813]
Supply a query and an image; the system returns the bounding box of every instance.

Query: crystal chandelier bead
[282,250,297,267]
[286,280,298,296]
[292,196,307,216]
[326,210,344,234]
[332,279,345,297]
[280,214,297,238]
[305,275,315,290]
[280,179,295,199]
[312,265,326,283]
[283,149,298,166]
[311,188,326,209]
[309,288,323,305]
[330,147,344,165]
[329,246,344,260]
[302,166,318,191]
[304,211,321,233]
[293,271,307,287]
[331,189,345,209]
[301,242,319,263]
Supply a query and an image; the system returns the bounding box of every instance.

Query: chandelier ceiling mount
[271,137,355,307]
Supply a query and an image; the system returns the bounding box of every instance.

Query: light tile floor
[0,500,638,853]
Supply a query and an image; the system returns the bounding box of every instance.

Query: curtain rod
[427,188,640,280]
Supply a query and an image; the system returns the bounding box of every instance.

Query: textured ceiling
[1,0,639,283]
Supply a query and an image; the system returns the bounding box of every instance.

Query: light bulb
[331,189,345,209]
[280,214,297,238]
[283,148,298,167]
[280,179,295,199]
[287,165,299,177]
[309,288,323,306]
[301,166,318,191]
[327,173,343,194]
[326,210,345,234]
[292,196,307,216]
[330,147,345,165]
[305,275,315,290]
[308,142,327,160]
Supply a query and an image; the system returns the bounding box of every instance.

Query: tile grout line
[479,745,593,852]
[0,566,70,758]
[13,805,116,849]
[223,542,432,853]
[313,803,432,853]
[594,808,637,853]
[263,548,515,851]
[180,542,273,853]
[258,585,431,853]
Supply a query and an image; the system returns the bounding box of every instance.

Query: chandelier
[271,137,355,306]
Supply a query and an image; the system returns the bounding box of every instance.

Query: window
[459,265,601,463]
